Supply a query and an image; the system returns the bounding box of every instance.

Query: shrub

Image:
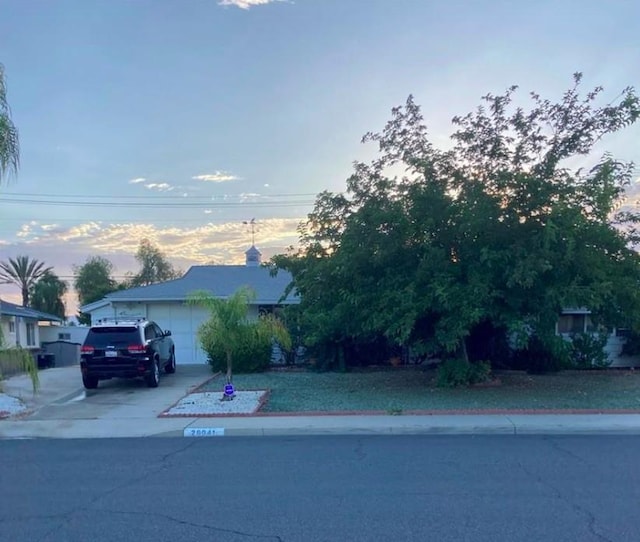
[621,330,640,356]
[201,325,273,374]
[436,358,491,388]
[190,287,291,381]
[568,332,611,369]
[511,335,570,374]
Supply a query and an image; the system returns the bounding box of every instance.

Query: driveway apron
[9,364,213,421]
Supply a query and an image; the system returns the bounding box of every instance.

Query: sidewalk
[2,411,640,439]
[1,365,85,414]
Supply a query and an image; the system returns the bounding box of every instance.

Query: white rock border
[161,390,268,417]
[0,393,28,418]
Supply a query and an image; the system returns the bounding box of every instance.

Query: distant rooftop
[0,299,63,322]
[85,264,297,307]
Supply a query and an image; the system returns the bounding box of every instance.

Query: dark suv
[80,318,176,389]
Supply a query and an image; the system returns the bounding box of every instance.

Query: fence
[0,348,37,379]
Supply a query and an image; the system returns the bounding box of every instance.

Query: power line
[0,216,306,223]
[2,191,320,199]
[0,197,315,208]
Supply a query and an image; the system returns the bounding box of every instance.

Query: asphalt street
[1,435,639,542]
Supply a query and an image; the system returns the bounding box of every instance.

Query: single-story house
[0,299,63,349]
[556,308,639,367]
[80,246,298,364]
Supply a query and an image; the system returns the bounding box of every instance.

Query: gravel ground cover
[161,390,267,416]
[199,368,640,413]
[0,393,28,418]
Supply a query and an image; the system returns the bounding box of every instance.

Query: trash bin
[37,353,56,369]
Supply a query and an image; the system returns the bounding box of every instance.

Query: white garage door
[147,303,210,364]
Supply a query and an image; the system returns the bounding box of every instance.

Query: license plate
[105,350,118,357]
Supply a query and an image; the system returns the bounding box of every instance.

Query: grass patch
[202,367,640,412]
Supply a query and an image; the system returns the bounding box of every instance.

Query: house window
[557,314,586,334]
[9,320,15,333]
[58,333,71,341]
[26,323,36,346]
[258,305,284,318]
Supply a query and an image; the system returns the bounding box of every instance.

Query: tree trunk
[226,351,233,384]
[337,344,346,372]
[221,351,235,401]
[458,338,469,363]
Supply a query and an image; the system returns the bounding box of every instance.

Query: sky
[1,0,639,315]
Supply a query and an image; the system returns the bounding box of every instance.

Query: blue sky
[1,0,639,312]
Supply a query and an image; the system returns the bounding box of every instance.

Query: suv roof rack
[94,317,147,325]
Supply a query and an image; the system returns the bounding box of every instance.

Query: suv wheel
[146,360,160,388]
[83,375,99,390]
[165,351,176,374]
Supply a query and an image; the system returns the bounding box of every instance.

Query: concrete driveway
[3,364,214,423]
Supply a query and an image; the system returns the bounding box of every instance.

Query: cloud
[1,217,303,314]
[129,177,177,191]
[16,224,34,239]
[5,218,302,268]
[40,223,62,232]
[144,182,175,192]
[239,192,261,202]
[193,171,240,183]
[218,0,285,9]
[56,222,103,242]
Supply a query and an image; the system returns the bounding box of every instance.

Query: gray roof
[0,299,63,322]
[100,265,297,305]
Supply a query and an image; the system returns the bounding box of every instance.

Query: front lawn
[201,367,640,413]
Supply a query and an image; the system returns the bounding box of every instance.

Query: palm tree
[0,63,19,184]
[0,256,53,307]
[189,286,291,399]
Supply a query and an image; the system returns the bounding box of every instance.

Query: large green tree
[0,63,19,185]
[129,239,181,287]
[273,74,640,367]
[30,271,68,320]
[0,255,53,307]
[73,256,119,324]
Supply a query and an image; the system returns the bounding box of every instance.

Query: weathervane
[243,218,257,246]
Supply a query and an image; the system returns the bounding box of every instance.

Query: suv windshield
[85,327,139,348]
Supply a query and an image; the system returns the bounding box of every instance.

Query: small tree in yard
[188,287,291,400]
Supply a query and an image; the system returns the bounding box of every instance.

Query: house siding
[557,310,640,367]
[39,325,89,346]
[0,315,41,349]
[85,300,265,364]
[0,316,15,347]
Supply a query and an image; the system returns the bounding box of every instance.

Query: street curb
[161,404,640,419]
[5,413,640,439]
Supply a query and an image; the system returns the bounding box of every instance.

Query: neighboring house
[80,246,298,364]
[556,308,639,367]
[39,325,89,345]
[0,299,63,349]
